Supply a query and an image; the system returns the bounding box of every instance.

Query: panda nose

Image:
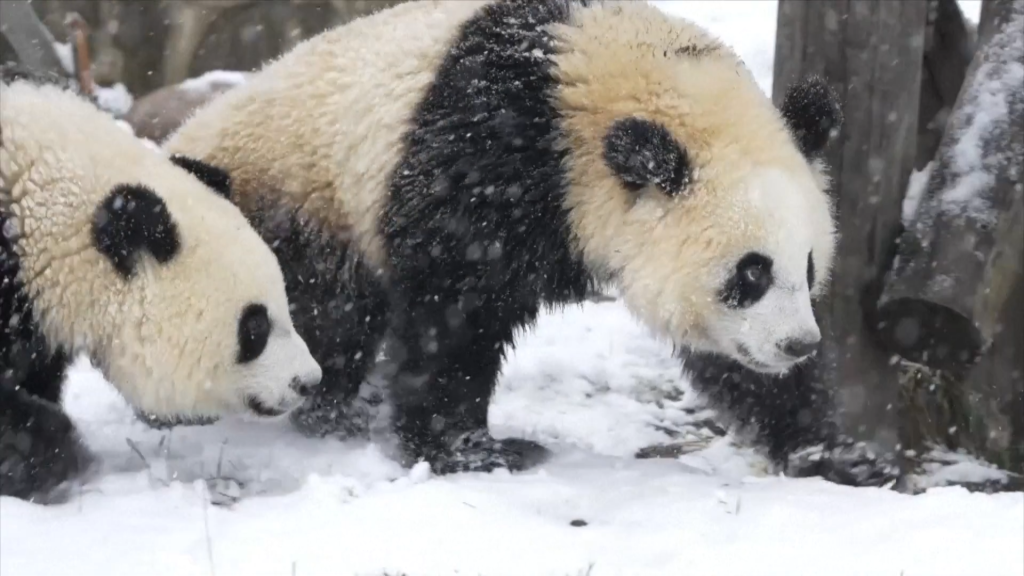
[290,375,320,397]
[780,336,820,359]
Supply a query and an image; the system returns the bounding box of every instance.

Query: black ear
[603,117,691,198]
[93,184,180,279]
[779,75,843,159]
[169,154,232,200]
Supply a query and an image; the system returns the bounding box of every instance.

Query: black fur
[169,154,233,199]
[779,76,843,160]
[807,251,815,289]
[245,203,390,441]
[681,346,834,465]
[92,184,180,278]
[720,252,773,309]
[1,208,87,500]
[237,303,270,363]
[378,0,591,473]
[603,117,691,197]
[679,314,898,487]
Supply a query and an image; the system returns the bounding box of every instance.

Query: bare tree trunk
[774,0,929,455]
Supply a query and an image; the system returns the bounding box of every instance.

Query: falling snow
[3,2,1020,576]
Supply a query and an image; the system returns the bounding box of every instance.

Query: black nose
[781,337,819,359]
[290,377,318,397]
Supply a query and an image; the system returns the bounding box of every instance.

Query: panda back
[165,0,489,270]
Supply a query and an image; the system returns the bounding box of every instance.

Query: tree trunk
[0,0,67,75]
[23,1,408,98]
[916,0,977,170]
[876,0,1024,473]
[774,0,929,454]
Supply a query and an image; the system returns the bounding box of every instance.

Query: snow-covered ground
[3,2,1020,576]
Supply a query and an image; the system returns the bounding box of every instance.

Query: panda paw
[288,387,381,440]
[786,437,900,488]
[0,395,96,503]
[429,430,552,475]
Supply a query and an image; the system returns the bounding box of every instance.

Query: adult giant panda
[0,65,323,502]
[165,0,864,478]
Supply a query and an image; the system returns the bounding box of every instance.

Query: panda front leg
[0,355,94,502]
[680,349,899,487]
[381,289,551,475]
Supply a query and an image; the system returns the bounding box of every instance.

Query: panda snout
[289,374,321,397]
[779,335,820,359]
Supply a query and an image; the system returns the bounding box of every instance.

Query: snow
[50,41,135,116]
[52,41,75,76]
[178,70,249,95]
[909,448,1016,491]
[4,300,1022,576]
[4,3,1022,576]
[93,82,135,117]
[902,161,934,223]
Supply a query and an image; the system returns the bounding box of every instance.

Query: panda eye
[237,303,271,364]
[720,252,774,309]
[744,266,763,284]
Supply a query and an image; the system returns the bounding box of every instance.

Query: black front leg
[680,349,898,487]
[0,384,93,502]
[383,289,551,475]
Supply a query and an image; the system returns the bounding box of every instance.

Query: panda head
[91,154,322,420]
[557,10,841,375]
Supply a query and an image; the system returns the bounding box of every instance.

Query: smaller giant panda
[165,0,885,482]
[1,65,323,502]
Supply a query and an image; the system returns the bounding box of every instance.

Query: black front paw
[787,437,899,487]
[289,389,378,440]
[0,395,95,502]
[427,430,552,475]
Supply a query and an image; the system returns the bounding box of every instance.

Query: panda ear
[603,117,691,198]
[93,184,180,279]
[169,154,232,200]
[779,75,843,159]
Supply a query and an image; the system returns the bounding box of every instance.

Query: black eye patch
[807,251,815,289]
[720,252,774,309]
[237,303,271,364]
[603,116,691,197]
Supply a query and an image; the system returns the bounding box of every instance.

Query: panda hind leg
[0,354,95,502]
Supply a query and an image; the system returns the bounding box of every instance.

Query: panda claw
[429,430,552,475]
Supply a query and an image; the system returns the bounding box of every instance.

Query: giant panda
[0,65,323,502]
[165,0,868,479]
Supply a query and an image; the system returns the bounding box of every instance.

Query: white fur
[0,80,321,419]
[165,0,837,376]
